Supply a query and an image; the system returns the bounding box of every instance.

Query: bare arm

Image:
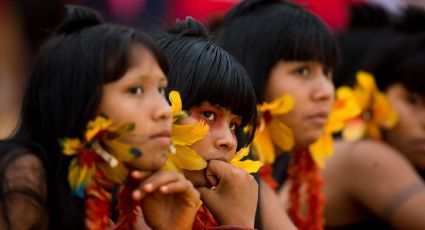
[260,179,297,230]
[341,140,425,230]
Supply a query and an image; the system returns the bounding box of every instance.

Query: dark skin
[322,85,425,229]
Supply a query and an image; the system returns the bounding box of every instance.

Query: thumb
[206,160,231,182]
[197,186,218,207]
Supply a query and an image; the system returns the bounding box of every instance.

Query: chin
[183,169,209,188]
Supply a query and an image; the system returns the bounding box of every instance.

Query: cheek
[189,136,212,160]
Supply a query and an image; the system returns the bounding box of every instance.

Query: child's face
[98,45,172,171]
[385,84,425,170]
[265,60,335,150]
[179,102,242,187]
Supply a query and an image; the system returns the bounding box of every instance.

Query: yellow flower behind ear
[253,94,295,164]
[341,71,398,141]
[231,146,263,173]
[164,91,209,172]
[85,116,113,142]
[309,91,362,169]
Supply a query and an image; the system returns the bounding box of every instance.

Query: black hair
[214,0,340,102]
[15,5,168,229]
[154,17,258,146]
[362,33,425,96]
[395,6,425,34]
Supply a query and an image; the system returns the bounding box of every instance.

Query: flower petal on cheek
[167,145,207,170]
[172,122,209,146]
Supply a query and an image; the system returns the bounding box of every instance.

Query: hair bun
[170,17,209,39]
[57,5,103,34]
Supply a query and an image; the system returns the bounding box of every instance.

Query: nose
[311,74,335,102]
[213,124,237,162]
[152,93,172,122]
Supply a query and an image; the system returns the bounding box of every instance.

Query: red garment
[259,164,278,191]
[294,0,363,32]
[166,0,240,27]
[193,204,219,230]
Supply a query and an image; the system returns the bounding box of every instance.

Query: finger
[159,180,200,202]
[132,171,183,200]
[130,170,152,180]
[197,187,217,208]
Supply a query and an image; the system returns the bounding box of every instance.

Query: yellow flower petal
[169,91,182,117]
[253,127,275,164]
[258,94,295,115]
[357,71,377,92]
[168,145,207,170]
[61,138,82,155]
[162,159,183,173]
[232,146,250,162]
[268,118,294,153]
[373,92,398,129]
[343,118,367,141]
[231,159,263,173]
[85,116,113,142]
[172,122,209,146]
[309,133,333,169]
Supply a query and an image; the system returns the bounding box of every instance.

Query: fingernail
[144,183,153,192]
[132,190,142,200]
[160,186,168,193]
[131,171,141,178]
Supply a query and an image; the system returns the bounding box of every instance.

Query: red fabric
[167,0,240,26]
[293,0,364,32]
[259,164,278,191]
[193,204,219,230]
[287,149,324,230]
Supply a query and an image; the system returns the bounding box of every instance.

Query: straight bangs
[158,36,258,144]
[100,25,169,83]
[272,7,340,70]
[215,1,339,101]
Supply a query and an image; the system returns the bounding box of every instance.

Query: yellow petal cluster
[252,94,295,164]
[164,91,208,172]
[341,71,398,141]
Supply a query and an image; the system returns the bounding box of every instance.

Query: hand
[131,170,200,230]
[198,160,258,228]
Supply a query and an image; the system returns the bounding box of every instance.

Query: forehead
[190,102,242,118]
[128,45,166,80]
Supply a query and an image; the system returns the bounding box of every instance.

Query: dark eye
[323,68,333,79]
[158,87,166,96]
[296,67,310,76]
[229,122,239,131]
[201,111,215,121]
[129,86,143,95]
[407,94,424,107]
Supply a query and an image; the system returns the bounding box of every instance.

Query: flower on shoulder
[341,71,398,141]
[163,91,208,172]
[60,115,141,197]
[309,89,362,169]
[230,146,263,173]
[252,94,295,164]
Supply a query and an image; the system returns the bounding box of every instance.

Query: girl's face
[265,60,335,150]
[98,45,172,171]
[179,102,242,187]
[385,84,425,170]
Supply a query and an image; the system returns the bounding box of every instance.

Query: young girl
[154,17,261,229]
[322,33,425,229]
[215,0,339,229]
[1,5,199,229]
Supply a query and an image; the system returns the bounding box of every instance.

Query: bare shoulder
[259,180,297,230]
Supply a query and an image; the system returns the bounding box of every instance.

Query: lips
[150,130,171,145]
[306,112,329,126]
